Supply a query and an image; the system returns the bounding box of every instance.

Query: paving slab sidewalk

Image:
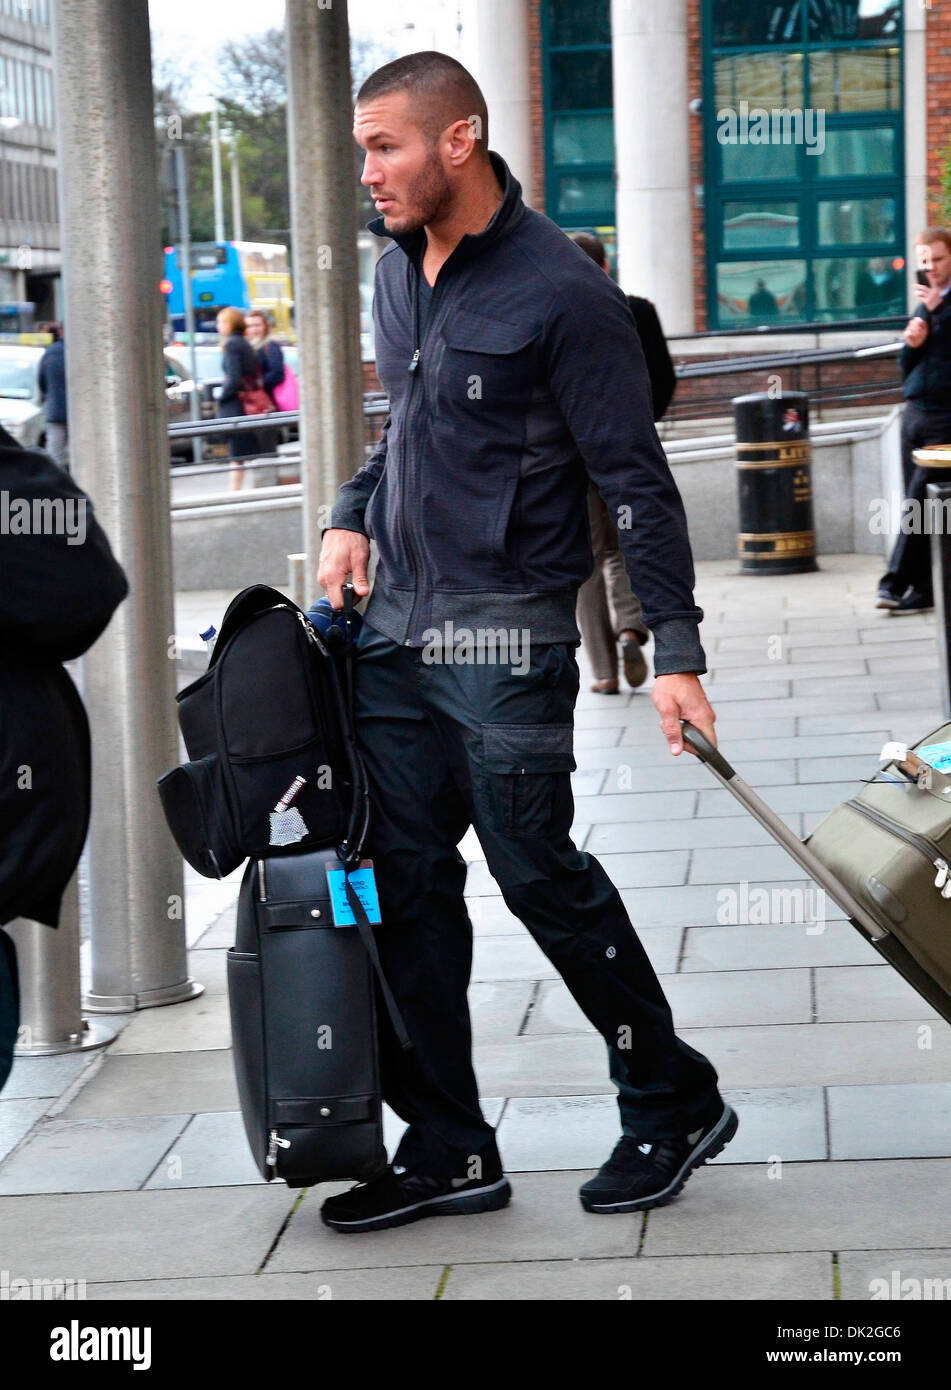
[2,555,949,1301]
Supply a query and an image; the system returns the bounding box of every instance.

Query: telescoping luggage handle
[679,720,890,943]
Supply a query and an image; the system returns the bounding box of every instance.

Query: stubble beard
[382,146,453,236]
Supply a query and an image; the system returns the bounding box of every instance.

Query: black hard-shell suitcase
[681,721,951,1026]
[228,846,389,1185]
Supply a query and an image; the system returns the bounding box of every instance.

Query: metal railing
[167,396,388,474]
[167,344,901,471]
[666,337,903,424]
[666,314,906,342]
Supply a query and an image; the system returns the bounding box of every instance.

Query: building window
[703,0,905,327]
[542,0,616,257]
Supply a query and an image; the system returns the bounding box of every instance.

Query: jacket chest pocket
[436,308,539,415]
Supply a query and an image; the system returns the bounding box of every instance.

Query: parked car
[0,343,44,447]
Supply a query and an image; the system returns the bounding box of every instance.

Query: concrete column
[7,879,116,1054]
[50,0,199,1011]
[285,0,364,580]
[611,0,694,333]
[462,0,535,205]
[904,2,927,274]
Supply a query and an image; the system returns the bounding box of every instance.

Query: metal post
[211,100,225,243]
[174,144,202,466]
[50,0,202,1012]
[285,0,364,576]
[7,878,116,1055]
[230,129,243,243]
[927,481,951,720]
[287,552,308,609]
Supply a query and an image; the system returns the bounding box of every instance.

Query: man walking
[37,323,69,473]
[318,52,736,1233]
[878,227,951,614]
[570,230,677,695]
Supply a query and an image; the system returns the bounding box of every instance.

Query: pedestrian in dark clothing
[748,279,779,320]
[246,309,285,400]
[0,422,128,1093]
[571,232,677,693]
[316,53,736,1235]
[37,325,69,472]
[216,306,262,488]
[245,309,284,456]
[878,228,951,614]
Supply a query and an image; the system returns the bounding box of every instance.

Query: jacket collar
[367,150,524,270]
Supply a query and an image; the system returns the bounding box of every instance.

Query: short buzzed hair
[355,51,489,152]
[918,226,951,252]
[570,231,607,266]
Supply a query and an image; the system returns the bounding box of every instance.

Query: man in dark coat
[317,53,734,1234]
[37,325,69,472]
[571,231,677,693]
[0,422,127,1090]
[877,227,951,613]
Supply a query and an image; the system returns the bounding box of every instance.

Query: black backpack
[157,584,367,880]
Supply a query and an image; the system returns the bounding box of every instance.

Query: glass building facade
[703,0,904,327]
[541,0,617,267]
[540,0,906,326]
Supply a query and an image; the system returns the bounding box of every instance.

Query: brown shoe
[590,677,620,694]
[619,632,648,689]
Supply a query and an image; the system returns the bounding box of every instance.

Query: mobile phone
[916,243,932,287]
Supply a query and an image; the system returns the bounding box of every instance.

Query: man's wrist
[651,617,707,676]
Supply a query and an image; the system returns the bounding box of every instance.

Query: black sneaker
[876,582,904,610]
[320,1159,512,1233]
[892,588,933,614]
[579,1102,739,1213]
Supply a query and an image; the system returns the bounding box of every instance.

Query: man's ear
[445,116,480,168]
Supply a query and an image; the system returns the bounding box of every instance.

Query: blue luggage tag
[918,742,951,774]
[325,859,382,927]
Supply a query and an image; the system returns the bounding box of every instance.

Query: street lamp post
[173,142,202,465]
[229,127,243,243]
[210,99,224,243]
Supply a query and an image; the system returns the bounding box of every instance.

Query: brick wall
[666,350,902,421]
[926,3,951,223]
[528,0,546,212]
[687,0,707,331]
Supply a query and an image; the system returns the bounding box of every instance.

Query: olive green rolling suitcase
[682,720,951,1025]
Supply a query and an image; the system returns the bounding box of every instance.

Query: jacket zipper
[403,253,451,644]
[402,264,427,644]
[846,798,951,897]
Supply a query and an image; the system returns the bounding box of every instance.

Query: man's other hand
[905,316,930,349]
[653,673,716,756]
[317,528,371,610]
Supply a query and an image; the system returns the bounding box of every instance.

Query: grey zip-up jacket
[330,152,706,675]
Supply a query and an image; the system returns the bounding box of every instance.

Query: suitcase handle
[680,720,736,780]
[680,721,890,943]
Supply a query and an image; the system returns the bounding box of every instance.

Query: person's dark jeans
[886,402,951,598]
[352,622,723,1180]
[0,929,19,1094]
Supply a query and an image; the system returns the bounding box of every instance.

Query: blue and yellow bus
[163,241,294,337]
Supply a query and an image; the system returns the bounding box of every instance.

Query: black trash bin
[734,391,818,575]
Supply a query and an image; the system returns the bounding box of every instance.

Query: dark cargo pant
[354,621,722,1179]
[885,402,951,599]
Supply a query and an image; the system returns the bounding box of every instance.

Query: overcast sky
[149,0,466,102]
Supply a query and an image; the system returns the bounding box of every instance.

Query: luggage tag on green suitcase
[325,860,382,927]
